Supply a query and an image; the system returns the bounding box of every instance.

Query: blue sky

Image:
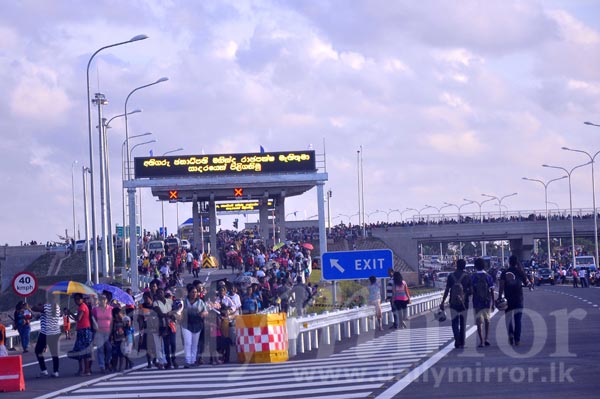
[0,0,599,245]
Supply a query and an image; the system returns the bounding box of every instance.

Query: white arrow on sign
[330,259,345,273]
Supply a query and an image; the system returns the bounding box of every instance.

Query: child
[110,307,126,372]
[63,308,72,340]
[0,321,8,356]
[121,316,134,369]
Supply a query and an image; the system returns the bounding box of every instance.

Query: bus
[574,256,597,272]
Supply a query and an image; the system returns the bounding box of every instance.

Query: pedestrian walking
[440,259,471,348]
[470,258,495,347]
[92,294,113,373]
[181,284,208,368]
[69,293,93,376]
[14,301,32,353]
[391,272,411,329]
[32,294,62,378]
[0,321,8,357]
[499,255,528,346]
[368,276,383,331]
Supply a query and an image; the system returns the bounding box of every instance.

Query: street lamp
[562,146,600,271]
[71,160,78,241]
[481,192,517,266]
[161,148,184,237]
[130,139,156,239]
[405,207,418,222]
[103,109,142,278]
[86,34,148,284]
[124,77,168,293]
[418,205,436,222]
[443,201,473,222]
[82,166,93,284]
[542,161,591,269]
[464,197,495,256]
[547,201,560,212]
[367,210,383,224]
[584,121,600,127]
[522,176,567,269]
[120,132,152,272]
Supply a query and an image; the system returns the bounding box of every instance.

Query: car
[180,239,191,251]
[75,240,87,252]
[535,268,555,285]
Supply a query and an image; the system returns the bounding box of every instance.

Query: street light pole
[71,160,78,240]
[464,197,495,256]
[121,132,151,270]
[82,166,93,285]
[543,162,591,270]
[522,176,567,269]
[482,192,517,266]
[161,148,184,238]
[562,146,600,270]
[93,92,109,279]
[103,109,142,278]
[124,77,168,293]
[86,34,148,284]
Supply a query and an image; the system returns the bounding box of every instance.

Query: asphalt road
[378,284,600,398]
[5,281,599,398]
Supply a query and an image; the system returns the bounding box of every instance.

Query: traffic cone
[0,355,25,392]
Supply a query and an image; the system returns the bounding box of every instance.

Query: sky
[1,0,600,246]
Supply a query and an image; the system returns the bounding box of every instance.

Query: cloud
[424,130,486,156]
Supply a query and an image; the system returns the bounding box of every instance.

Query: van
[574,256,597,272]
[165,237,181,254]
[147,240,165,255]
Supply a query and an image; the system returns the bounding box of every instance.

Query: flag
[260,145,265,153]
[149,149,153,156]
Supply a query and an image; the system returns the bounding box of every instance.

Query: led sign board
[134,150,316,178]
[216,200,273,213]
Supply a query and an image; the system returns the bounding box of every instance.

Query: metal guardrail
[287,290,443,357]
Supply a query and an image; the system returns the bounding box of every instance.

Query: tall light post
[562,146,600,270]
[161,148,184,238]
[131,139,157,237]
[443,201,473,223]
[71,161,78,240]
[124,77,168,293]
[481,192,518,266]
[120,132,152,273]
[82,166,93,284]
[443,201,472,257]
[543,162,591,269]
[103,109,142,278]
[405,208,418,222]
[86,34,148,285]
[547,201,560,212]
[418,205,435,222]
[522,176,567,269]
[464,197,495,256]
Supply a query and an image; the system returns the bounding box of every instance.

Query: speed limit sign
[12,271,38,297]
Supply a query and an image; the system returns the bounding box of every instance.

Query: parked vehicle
[147,240,165,255]
[574,256,597,272]
[165,237,181,252]
[75,240,87,252]
[180,239,191,251]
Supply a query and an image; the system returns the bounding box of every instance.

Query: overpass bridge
[371,209,598,271]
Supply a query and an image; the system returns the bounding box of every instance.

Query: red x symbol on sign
[169,190,178,200]
[234,188,243,197]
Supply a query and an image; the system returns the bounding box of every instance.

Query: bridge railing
[287,290,443,357]
[404,208,596,225]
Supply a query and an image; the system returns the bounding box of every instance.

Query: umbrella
[92,284,134,306]
[302,243,314,250]
[273,242,285,251]
[233,275,259,285]
[46,281,97,297]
